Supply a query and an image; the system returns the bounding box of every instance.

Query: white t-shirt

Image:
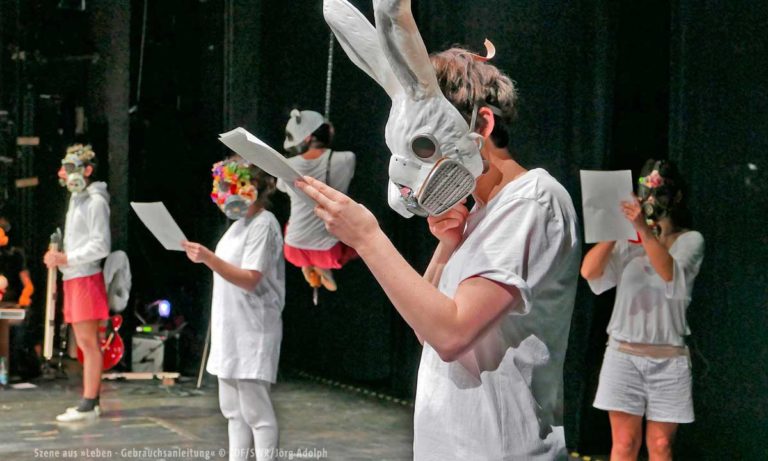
[206,210,285,382]
[414,169,581,461]
[587,231,705,346]
[276,150,355,250]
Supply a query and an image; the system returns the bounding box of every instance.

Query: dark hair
[640,159,692,228]
[309,123,334,148]
[430,47,519,148]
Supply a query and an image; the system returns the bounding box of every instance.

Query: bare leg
[609,411,643,461]
[646,420,678,461]
[71,320,102,399]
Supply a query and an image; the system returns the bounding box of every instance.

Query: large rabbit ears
[324,0,440,100]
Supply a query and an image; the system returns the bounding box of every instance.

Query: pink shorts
[63,272,109,324]
[284,241,358,270]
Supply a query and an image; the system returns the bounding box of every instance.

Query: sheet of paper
[130,202,187,251]
[219,127,313,205]
[580,170,637,243]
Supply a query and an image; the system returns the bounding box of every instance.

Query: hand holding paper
[580,170,637,243]
[218,127,312,205]
[131,202,187,251]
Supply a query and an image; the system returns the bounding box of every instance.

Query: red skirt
[284,241,358,270]
[63,272,109,324]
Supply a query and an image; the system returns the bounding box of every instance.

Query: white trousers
[218,378,278,461]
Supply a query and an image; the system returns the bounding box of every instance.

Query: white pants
[218,378,278,461]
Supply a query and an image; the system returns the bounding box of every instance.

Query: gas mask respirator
[59,144,95,193]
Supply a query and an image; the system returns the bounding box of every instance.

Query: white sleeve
[66,196,111,266]
[241,221,279,274]
[665,231,705,300]
[586,240,626,295]
[460,198,563,316]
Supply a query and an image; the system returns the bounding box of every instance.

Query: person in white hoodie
[44,144,111,422]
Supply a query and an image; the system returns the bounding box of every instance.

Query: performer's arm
[580,242,616,280]
[181,241,263,292]
[620,198,674,281]
[298,177,517,362]
[18,270,33,307]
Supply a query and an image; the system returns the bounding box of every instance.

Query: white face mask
[324,0,485,217]
[59,154,87,193]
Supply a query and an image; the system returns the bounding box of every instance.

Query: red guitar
[77,314,125,371]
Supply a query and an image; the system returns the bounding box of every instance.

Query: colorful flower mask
[211,160,258,220]
[60,144,95,193]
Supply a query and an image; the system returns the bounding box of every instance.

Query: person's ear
[674,189,683,204]
[84,164,94,178]
[475,106,495,140]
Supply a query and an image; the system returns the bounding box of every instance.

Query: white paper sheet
[218,127,313,204]
[130,202,187,251]
[580,170,637,243]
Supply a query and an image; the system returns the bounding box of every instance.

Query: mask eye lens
[412,136,437,159]
[285,131,293,142]
[64,164,76,174]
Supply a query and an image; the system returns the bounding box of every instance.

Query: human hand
[427,201,469,249]
[621,194,651,236]
[43,250,67,269]
[295,176,381,250]
[181,241,214,264]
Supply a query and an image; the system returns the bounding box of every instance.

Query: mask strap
[469,101,481,133]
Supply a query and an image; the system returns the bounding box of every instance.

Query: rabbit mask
[324,0,485,218]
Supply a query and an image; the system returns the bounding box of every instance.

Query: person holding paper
[182,157,284,461]
[277,109,356,292]
[297,15,581,457]
[580,159,704,461]
[43,144,111,422]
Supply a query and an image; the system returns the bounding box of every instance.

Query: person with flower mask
[278,109,356,295]
[182,157,284,461]
[43,143,111,422]
[581,159,704,461]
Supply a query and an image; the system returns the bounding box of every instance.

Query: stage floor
[0,368,413,460]
[0,366,593,460]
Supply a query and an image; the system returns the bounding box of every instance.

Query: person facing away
[581,159,704,461]
[183,157,284,461]
[297,44,581,459]
[277,109,356,293]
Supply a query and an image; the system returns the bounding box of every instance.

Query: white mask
[284,109,325,154]
[324,0,484,217]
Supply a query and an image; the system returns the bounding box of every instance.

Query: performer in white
[44,144,111,422]
[183,157,284,461]
[278,109,356,292]
[297,1,582,459]
[581,159,704,461]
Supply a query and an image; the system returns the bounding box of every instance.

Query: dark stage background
[0,0,765,457]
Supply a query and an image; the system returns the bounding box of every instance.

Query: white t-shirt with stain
[587,231,705,346]
[414,169,581,460]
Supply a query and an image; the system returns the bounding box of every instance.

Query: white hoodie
[60,181,111,281]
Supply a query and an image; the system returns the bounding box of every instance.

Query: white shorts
[593,347,694,423]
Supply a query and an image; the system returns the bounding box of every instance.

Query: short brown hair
[431,48,518,148]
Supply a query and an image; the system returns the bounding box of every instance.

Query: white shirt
[414,169,581,461]
[276,150,355,250]
[60,182,111,281]
[587,231,705,346]
[206,210,285,382]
